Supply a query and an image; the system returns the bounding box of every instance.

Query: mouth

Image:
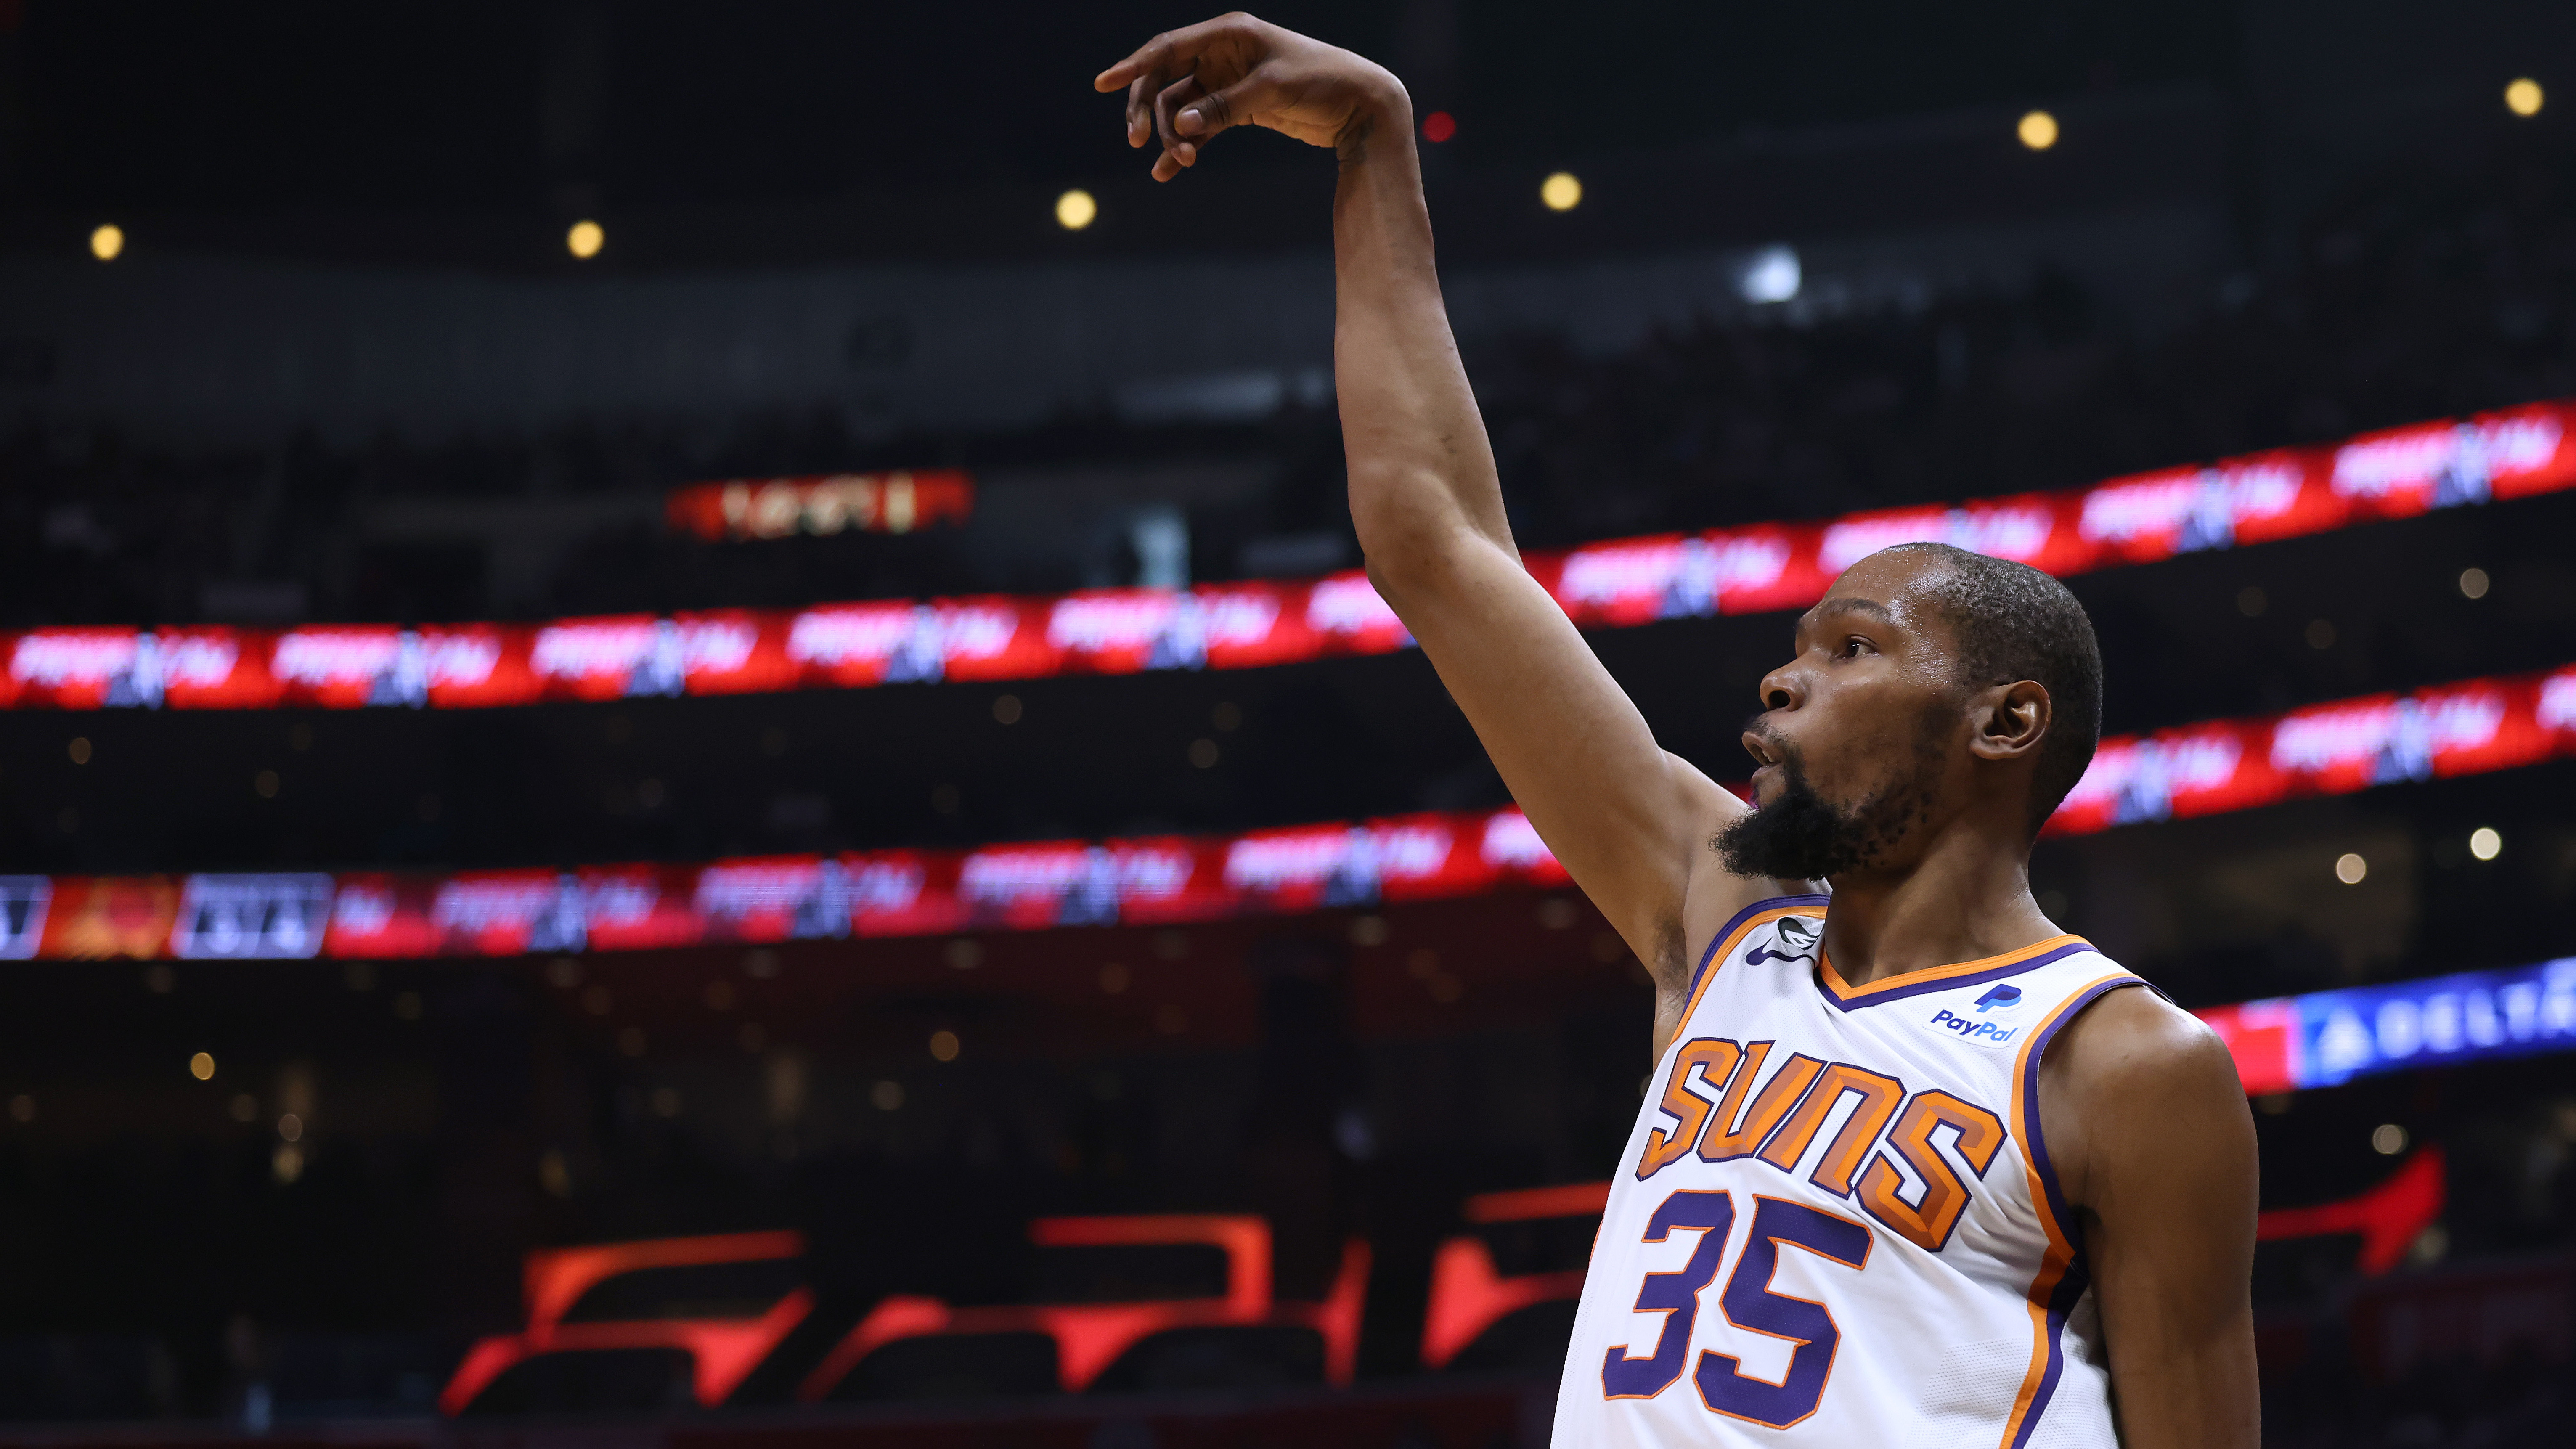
[1741,730,1782,768]
[1741,730,1786,802]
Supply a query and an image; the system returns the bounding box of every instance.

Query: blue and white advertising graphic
[0,878,50,960]
[2286,958,2576,1088]
[169,874,335,960]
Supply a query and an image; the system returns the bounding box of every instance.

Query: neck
[1818,817,2059,989]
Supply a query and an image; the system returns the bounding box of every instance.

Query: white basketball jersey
[1552,894,2144,1449]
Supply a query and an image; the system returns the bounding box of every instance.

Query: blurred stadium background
[0,1,2573,1445]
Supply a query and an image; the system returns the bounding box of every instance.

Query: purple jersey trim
[1813,940,2098,1012]
[2006,1256,2099,1449]
[1686,893,1831,996]
[2005,973,2147,1449]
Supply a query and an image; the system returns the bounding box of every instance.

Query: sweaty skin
[1096,16,2259,1446]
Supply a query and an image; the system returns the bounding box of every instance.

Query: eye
[1839,636,1874,658]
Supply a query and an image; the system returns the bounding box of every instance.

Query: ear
[1966,680,2051,763]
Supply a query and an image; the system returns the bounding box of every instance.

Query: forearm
[1330,87,1514,577]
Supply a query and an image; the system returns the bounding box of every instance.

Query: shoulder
[2037,980,2252,1207]
[2043,983,2236,1097]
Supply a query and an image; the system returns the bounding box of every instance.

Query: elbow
[1346,469,1453,592]
[1356,520,1455,607]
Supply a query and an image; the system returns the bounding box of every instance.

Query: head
[1716,543,2102,882]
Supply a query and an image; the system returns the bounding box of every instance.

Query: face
[1717,550,1976,881]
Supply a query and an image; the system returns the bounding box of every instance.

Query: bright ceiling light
[2335,852,2367,885]
[90,224,125,262]
[2469,827,2502,861]
[1055,189,1098,231]
[566,219,605,259]
[2018,110,2060,151]
[1540,172,1582,212]
[2505,78,2544,117]
[1739,245,1801,304]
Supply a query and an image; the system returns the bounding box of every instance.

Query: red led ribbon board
[7,402,2569,713]
[4,665,2573,963]
[665,469,975,541]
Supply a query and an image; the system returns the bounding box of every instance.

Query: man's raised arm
[1097,16,1786,1017]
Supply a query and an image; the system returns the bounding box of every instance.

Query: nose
[1757,660,1805,713]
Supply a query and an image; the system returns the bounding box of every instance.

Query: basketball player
[1099,16,2258,1446]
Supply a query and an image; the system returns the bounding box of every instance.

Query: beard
[1715,715,1947,882]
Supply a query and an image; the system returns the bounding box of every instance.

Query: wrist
[1335,67,1415,166]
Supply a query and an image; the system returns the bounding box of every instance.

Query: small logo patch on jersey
[1974,983,2023,1012]
[1743,915,1822,967]
[1929,1005,2019,1043]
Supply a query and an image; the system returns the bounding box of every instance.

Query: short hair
[1887,542,2103,834]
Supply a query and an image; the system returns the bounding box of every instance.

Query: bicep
[2046,996,2260,1449]
[1372,528,1757,980]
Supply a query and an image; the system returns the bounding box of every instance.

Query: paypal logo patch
[1974,984,2023,1013]
[1927,1009,2019,1045]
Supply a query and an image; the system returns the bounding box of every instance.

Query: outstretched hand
[1094,13,1405,181]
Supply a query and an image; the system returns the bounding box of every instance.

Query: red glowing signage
[440,1231,812,1415]
[442,1155,2443,1412]
[7,402,2568,714]
[665,469,975,541]
[7,663,2575,961]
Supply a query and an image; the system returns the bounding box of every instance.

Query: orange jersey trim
[1816,933,2094,1005]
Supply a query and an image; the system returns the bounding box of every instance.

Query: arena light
[2336,853,2368,885]
[1055,189,1098,231]
[188,1052,215,1081]
[1540,172,1582,212]
[2505,78,2544,117]
[2459,566,2490,599]
[2017,110,2059,151]
[1738,245,1801,305]
[2469,827,2502,861]
[88,224,125,262]
[565,220,604,260]
[1420,110,1456,143]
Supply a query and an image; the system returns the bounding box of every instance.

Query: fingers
[1095,32,1172,93]
[1175,67,1270,139]
[1126,72,1159,149]
[1097,14,1257,163]
[1092,15,1232,92]
[1153,74,1207,161]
